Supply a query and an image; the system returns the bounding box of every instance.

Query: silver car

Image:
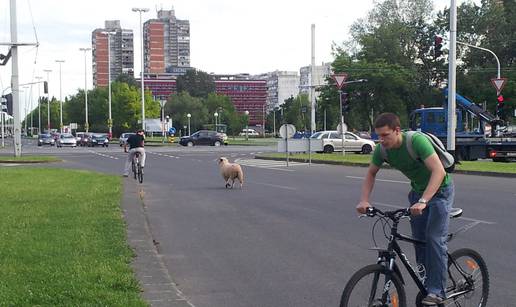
[311,130,375,154]
[119,132,135,146]
[57,133,77,148]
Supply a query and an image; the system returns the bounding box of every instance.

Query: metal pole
[457,41,500,79]
[79,48,91,132]
[107,34,112,136]
[339,89,345,156]
[10,0,21,156]
[447,0,457,152]
[262,105,265,138]
[310,24,316,133]
[132,8,149,131]
[56,60,65,132]
[43,69,52,132]
[35,76,42,134]
[1,112,4,147]
[273,109,276,137]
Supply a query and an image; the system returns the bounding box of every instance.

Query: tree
[176,69,216,98]
[163,92,208,134]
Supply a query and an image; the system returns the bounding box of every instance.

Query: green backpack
[380,131,455,173]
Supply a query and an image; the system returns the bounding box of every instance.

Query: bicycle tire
[447,248,489,307]
[137,163,143,183]
[132,159,137,180]
[340,264,406,307]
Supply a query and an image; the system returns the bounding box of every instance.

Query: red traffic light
[497,95,504,103]
[434,36,443,45]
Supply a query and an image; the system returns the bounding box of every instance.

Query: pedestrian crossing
[234,158,308,170]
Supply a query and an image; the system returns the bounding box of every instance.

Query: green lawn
[0,168,146,306]
[257,152,516,174]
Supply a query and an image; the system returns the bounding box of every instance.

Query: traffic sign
[491,77,507,95]
[168,127,176,135]
[332,73,348,89]
[279,124,296,139]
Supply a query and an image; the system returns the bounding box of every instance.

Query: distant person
[356,113,453,306]
[123,129,146,177]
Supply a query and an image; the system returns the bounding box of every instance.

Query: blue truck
[409,91,516,162]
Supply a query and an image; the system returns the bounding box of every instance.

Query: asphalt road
[3,140,515,306]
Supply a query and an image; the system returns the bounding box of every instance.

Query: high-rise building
[256,71,299,111]
[143,8,190,74]
[92,20,134,87]
[299,63,331,98]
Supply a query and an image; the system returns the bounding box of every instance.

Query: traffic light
[43,81,48,94]
[434,36,443,58]
[496,95,504,118]
[341,92,350,114]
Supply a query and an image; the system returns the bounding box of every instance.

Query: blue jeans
[409,183,454,298]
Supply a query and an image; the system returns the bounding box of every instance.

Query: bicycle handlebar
[365,207,411,220]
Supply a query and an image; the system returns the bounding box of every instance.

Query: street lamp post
[43,69,52,132]
[244,110,249,141]
[159,99,166,142]
[214,112,218,130]
[35,76,42,134]
[132,7,149,131]
[79,47,91,132]
[55,60,65,133]
[100,31,116,136]
[187,113,191,136]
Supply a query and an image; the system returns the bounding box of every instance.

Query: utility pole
[79,48,91,132]
[132,7,149,131]
[55,60,65,133]
[310,24,316,133]
[447,0,457,154]
[35,76,42,134]
[43,69,52,132]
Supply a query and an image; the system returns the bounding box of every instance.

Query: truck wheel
[323,145,334,153]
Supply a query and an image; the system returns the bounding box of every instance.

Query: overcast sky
[1,0,462,115]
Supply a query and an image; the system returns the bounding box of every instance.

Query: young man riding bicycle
[123,129,146,177]
[356,113,454,306]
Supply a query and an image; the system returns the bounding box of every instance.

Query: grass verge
[0,155,61,163]
[0,168,146,306]
[256,152,516,174]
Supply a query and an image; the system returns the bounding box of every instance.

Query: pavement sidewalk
[122,178,194,307]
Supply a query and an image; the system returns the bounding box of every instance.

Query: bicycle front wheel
[447,248,489,307]
[340,264,406,307]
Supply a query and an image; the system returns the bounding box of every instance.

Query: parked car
[75,132,85,143]
[37,133,55,146]
[87,133,109,147]
[57,133,77,148]
[310,130,375,154]
[119,132,135,146]
[239,128,260,136]
[179,130,226,146]
[78,133,93,146]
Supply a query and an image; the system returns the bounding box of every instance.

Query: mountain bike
[131,152,143,183]
[339,207,489,307]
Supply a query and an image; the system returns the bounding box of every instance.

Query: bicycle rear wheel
[132,159,137,180]
[137,163,143,183]
[340,264,406,307]
[446,248,489,307]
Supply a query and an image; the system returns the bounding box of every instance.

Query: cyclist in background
[356,113,454,306]
[123,129,146,177]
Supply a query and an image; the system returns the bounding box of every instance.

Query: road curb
[0,160,61,164]
[122,179,194,307]
[254,155,516,178]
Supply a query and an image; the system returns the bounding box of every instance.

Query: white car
[310,130,375,154]
[239,128,260,136]
[57,133,77,147]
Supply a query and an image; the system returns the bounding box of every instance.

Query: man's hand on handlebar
[356,201,371,214]
[410,202,426,216]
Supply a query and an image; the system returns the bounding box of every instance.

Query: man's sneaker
[422,293,444,305]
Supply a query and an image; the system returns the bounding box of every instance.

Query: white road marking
[248,181,297,190]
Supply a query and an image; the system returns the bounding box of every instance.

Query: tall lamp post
[43,69,52,132]
[35,76,42,134]
[244,110,249,141]
[101,31,116,137]
[22,86,28,134]
[55,60,65,133]
[79,47,91,132]
[132,7,149,131]
[187,113,191,136]
[214,112,218,131]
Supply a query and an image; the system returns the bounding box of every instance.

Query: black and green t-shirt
[371,132,451,193]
